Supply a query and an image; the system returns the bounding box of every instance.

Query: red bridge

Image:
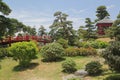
[0,35,51,45]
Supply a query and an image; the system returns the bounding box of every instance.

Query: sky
[3,0,120,31]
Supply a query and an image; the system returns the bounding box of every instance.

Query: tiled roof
[97,16,113,24]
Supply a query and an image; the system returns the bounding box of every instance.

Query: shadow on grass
[41,57,66,62]
[13,63,39,72]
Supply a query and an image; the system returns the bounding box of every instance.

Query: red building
[96,16,113,35]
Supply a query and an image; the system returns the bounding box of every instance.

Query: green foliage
[9,41,38,67]
[65,47,97,56]
[90,40,109,49]
[49,11,74,41]
[68,78,81,80]
[76,41,109,49]
[96,5,110,20]
[0,0,11,15]
[57,38,68,48]
[40,43,64,61]
[85,61,103,76]
[78,47,97,56]
[102,41,120,72]
[65,47,78,56]
[108,13,120,41]
[62,59,77,73]
[104,74,120,80]
[0,48,11,58]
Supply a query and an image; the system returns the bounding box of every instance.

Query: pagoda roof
[96,16,113,24]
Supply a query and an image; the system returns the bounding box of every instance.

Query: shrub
[40,43,64,61]
[102,41,120,72]
[78,47,97,56]
[104,74,120,80]
[64,47,97,56]
[9,41,38,67]
[57,38,68,48]
[62,59,77,73]
[65,47,78,56]
[68,77,81,80]
[85,61,102,76]
[0,48,11,58]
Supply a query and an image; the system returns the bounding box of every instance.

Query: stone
[74,69,88,77]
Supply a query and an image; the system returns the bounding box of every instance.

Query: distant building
[96,16,113,35]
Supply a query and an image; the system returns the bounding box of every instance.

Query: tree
[96,5,110,21]
[85,18,96,40]
[77,26,87,39]
[108,13,120,41]
[49,11,73,41]
[0,0,11,39]
[0,0,11,15]
[38,25,46,36]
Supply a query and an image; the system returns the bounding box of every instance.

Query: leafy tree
[49,11,73,41]
[107,13,120,41]
[96,5,110,20]
[38,25,46,36]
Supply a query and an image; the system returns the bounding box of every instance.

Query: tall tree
[96,5,110,21]
[49,11,73,40]
[0,0,11,15]
[85,18,96,40]
[38,25,46,36]
[108,13,120,41]
[0,0,11,39]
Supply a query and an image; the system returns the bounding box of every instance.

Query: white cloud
[8,10,85,31]
[107,5,115,10]
[65,9,87,14]
[68,17,85,30]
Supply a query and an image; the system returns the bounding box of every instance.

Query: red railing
[0,35,51,45]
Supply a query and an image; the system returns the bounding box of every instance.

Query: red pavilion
[96,16,113,35]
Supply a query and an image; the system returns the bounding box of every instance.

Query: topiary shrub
[9,41,38,67]
[102,41,120,72]
[104,74,120,80]
[65,47,79,56]
[40,43,64,61]
[62,59,77,73]
[85,61,102,76]
[57,38,68,48]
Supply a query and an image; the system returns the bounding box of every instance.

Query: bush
[9,41,38,67]
[57,38,68,48]
[78,47,97,56]
[85,61,102,76]
[0,48,11,58]
[40,43,64,61]
[68,77,81,80]
[62,59,77,73]
[80,41,109,49]
[104,74,120,80]
[102,41,120,72]
[65,47,97,56]
[65,47,78,56]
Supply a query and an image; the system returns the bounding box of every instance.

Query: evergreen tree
[49,11,73,41]
[85,18,96,40]
[38,25,46,36]
[96,5,110,21]
[108,13,120,41]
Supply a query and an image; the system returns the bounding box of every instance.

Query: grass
[0,55,119,80]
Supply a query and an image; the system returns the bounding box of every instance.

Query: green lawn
[0,55,118,80]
